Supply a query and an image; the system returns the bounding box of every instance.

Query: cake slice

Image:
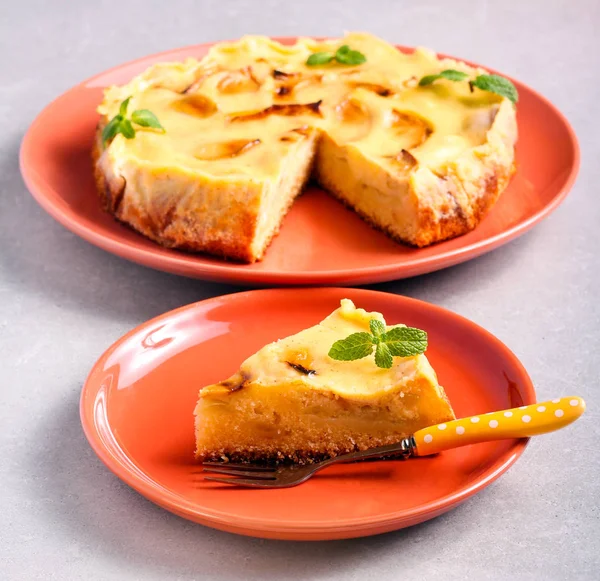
[194,299,455,463]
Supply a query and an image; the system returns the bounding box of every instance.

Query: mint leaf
[384,326,428,357]
[328,310,428,368]
[101,99,165,148]
[470,74,518,104]
[119,119,136,139]
[419,69,468,86]
[369,319,386,342]
[328,332,374,361]
[307,46,366,66]
[101,114,123,147]
[375,343,393,369]
[440,69,469,82]
[119,97,131,117]
[335,45,366,65]
[418,74,440,86]
[307,52,334,66]
[131,109,165,131]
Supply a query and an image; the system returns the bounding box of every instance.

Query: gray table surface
[2,0,599,579]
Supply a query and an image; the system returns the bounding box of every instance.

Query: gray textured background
[1,1,599,579]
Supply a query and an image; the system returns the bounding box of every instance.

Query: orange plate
[80,288,535,540]
[20,39,579,285]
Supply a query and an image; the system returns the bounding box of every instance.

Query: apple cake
[94,33,517,262]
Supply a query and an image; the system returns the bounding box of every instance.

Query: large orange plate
[20,39,579,285]
[80,288,536,540]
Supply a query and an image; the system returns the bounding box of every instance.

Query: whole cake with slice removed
[194,299,455,463]
[94,32,518,262]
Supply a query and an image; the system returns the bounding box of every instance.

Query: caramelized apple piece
[283,347,315,373]
[387,109,433,148]
[194,139,261,161]
[273,71,323,98]
[387,149,418,172]
[335,96,371,124]
[171,94,218,118]
[229,101,322,122]
[182,64,222,94]
[402,76,418,89]
[217,66,261,94]
[347,81,394,97]
[278,125,313,142]
[463,106,499,142]
[334,96,372,142]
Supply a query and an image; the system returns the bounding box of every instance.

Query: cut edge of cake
[93,126,320,262]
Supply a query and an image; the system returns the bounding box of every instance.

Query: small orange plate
[20,39,579,285]
[80,288,535,540]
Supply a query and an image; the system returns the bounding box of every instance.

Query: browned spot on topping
[194,139,261,161]
[292,125,311,136]
[388,109,433,148]
[171,94,217,117]
[218,371,252,392]
[273,72,322,99]
[230,101,322,122]
[272,69,299,79]
[348,82,394,97]
[227,383,244,393]
[216,66,261,94]
[286,361,317,376]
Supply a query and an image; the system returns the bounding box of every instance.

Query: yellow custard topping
[99,33,501,179]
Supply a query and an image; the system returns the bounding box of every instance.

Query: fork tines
[202,462,277,485]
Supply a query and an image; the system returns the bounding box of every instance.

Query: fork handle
[413,396,585,456]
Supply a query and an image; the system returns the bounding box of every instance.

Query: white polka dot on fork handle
[522,415,531,423]
[552,399,560,403]
[555,409,564,418]
[424,434,433,443]
[456,426,465,435]
[537,406,546,412]
[504,411,513,417]
[570,399,579,407]
[471,417,480,423]
[489,420,499,428]
[438,424,447,431]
